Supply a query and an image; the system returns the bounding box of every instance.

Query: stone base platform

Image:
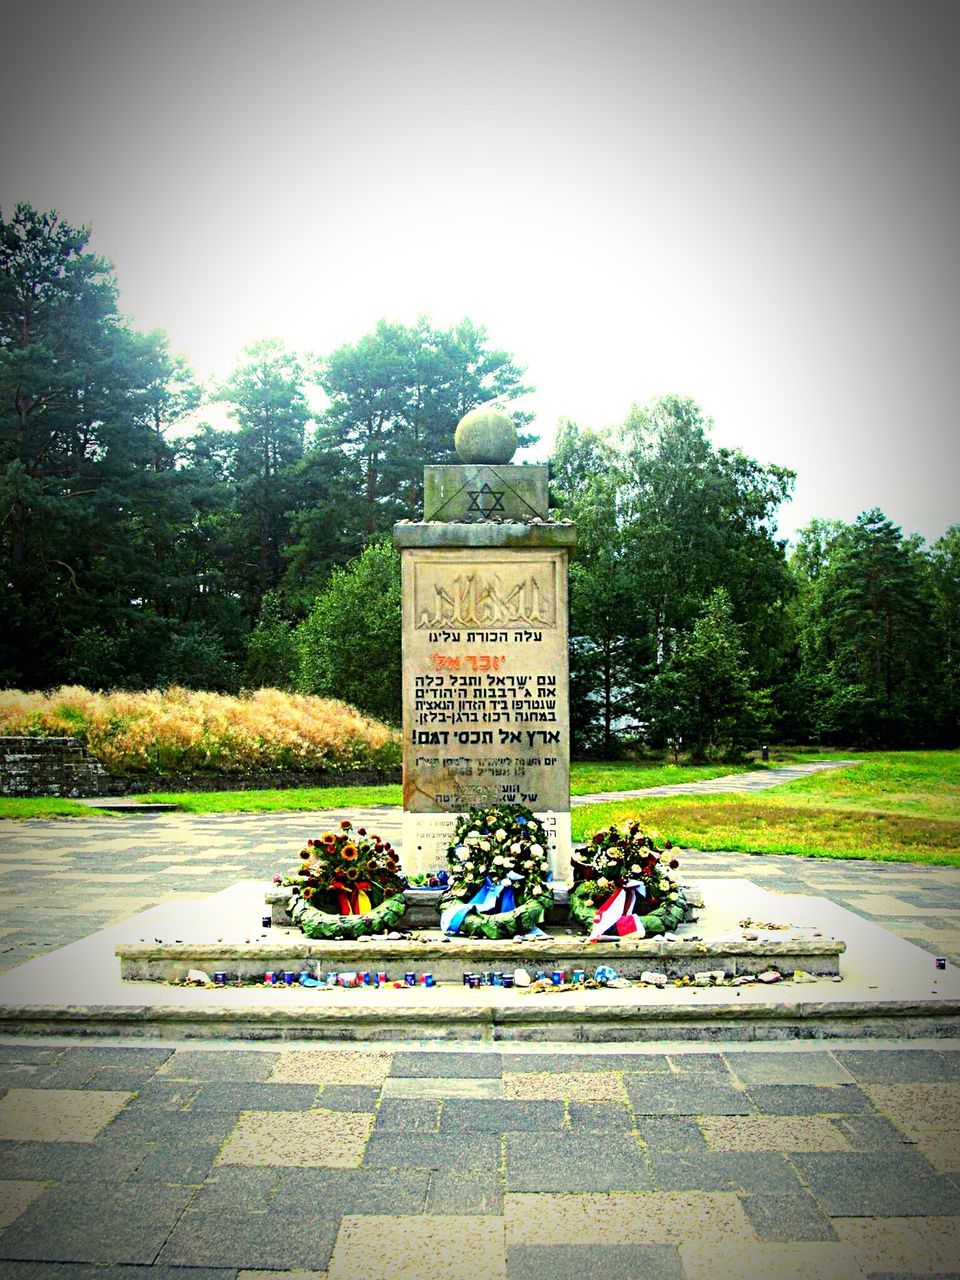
[0,879,956,1042]
[118,882,845,984]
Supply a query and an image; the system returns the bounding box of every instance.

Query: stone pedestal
[394,462,576,881]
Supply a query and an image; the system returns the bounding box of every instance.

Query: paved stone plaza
[0,782,958,1277]
[0,1041,959,1277]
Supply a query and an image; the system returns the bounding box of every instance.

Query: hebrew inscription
[402,549,569,817]
[415,562,557,630]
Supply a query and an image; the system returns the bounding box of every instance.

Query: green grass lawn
[132,783,404,813]
[0,796,110,819]
[571,751,960,866]
[569,761,752,792]
[134,760,749,811]
[3,750,956,868]
[0,760,754,819]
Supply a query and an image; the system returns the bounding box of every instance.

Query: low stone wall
[0,736,400,798]
[0,737,115,798]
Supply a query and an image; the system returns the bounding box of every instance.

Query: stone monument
[394,405,577,883]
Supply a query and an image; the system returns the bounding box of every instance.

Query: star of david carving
[466,482,506,515]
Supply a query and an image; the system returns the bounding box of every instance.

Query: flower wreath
[283,820,407,940]
[439,804,552,938]
[569,821,686,941]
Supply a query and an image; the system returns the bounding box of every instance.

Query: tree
[217,339,311,614]
[0,203,209,688]
[929,526,960,742]
[296,541,402,723]
[551,419,649,753]
[791,510,936,745]
[550,396,794,752]
[647,588,768,759]
[620,396,794,678]
[244,590,298,690]
[320,318,534,535]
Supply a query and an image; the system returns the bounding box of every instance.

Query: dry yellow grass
[0,686,400,775]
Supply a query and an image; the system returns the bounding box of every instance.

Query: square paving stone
[190,1082,319,1111]
[505,1053,669,1073]
[935,1050,960,1078]
[102,1108,241,1146]
[746,1084,872,1114]
[0,1090,133,1142]
[666,1053,731,1076]
[186,1166,283,1209]
[389,1052,503,1078]
[790,1151,960,1216]
[698,1115,851,1152]
[363,1131,501,1170]
[505,1132,652,1193]
[507,1242,683,1280]
[503,1191,755,1245]
[34,1049,173,1089]
[0,1267,231,1280]
[834,1049,960,1083]
[80,1065,171,1092]
[269,1050,392,1086]
[123,1078,201,1111]
[724,1051,853,1086]
[625,1077,753,1116]
[0,1180,194,1264]
[382,1077,502,1100]
[275,1167,430,1215]
[316,1084,381,1111]
[833,1214,960,1274]
[861,1082,960,1137]
[440,1099,564,1132]
[678,1239,865,1279]
[326,1213,506,1280]
[634,1118,709,1152]
[0,1138,148,1182]
[832,1114,917,1150]
[0,1182,46,1229]
[912,1128,960,1173]
[425,1169,502,1214]
[374,1099,440,1131]
[0,1047,59,1066]
[567,1102,635,1131]
[504,1071,626,1103]
[740,1192,839,1242]
[158,1208,338,1271]
[649,1149,804,1194]
[217,1108,372,1168]
[127,1142,221,1184]
[160,1050,279,1081]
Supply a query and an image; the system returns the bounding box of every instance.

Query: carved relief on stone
[414,561,557,630]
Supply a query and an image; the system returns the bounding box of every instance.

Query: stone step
[3,878,957,1044]
[120,879,842,984]
[116,929,844,985]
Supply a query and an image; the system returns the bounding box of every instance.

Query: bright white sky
[3,0,957,544]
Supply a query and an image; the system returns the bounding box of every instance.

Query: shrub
[0,686,400,775]
[296,541,402,725]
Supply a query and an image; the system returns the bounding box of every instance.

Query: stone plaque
[400,544,571,878]
[423,463,549,522]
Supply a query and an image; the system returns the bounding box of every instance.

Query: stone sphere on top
[454,405,518,464]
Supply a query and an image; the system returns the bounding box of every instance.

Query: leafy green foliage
[647,588,768,759]
[296,541,402,724]
[320,317,534,534]
[552,401,790,754]
[786,511,945,746]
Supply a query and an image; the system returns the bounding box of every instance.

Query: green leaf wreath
[439,803,552,938]
[569,820,687,940]
[283,820,407,940]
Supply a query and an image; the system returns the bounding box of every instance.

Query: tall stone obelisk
[394,406,576,883]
